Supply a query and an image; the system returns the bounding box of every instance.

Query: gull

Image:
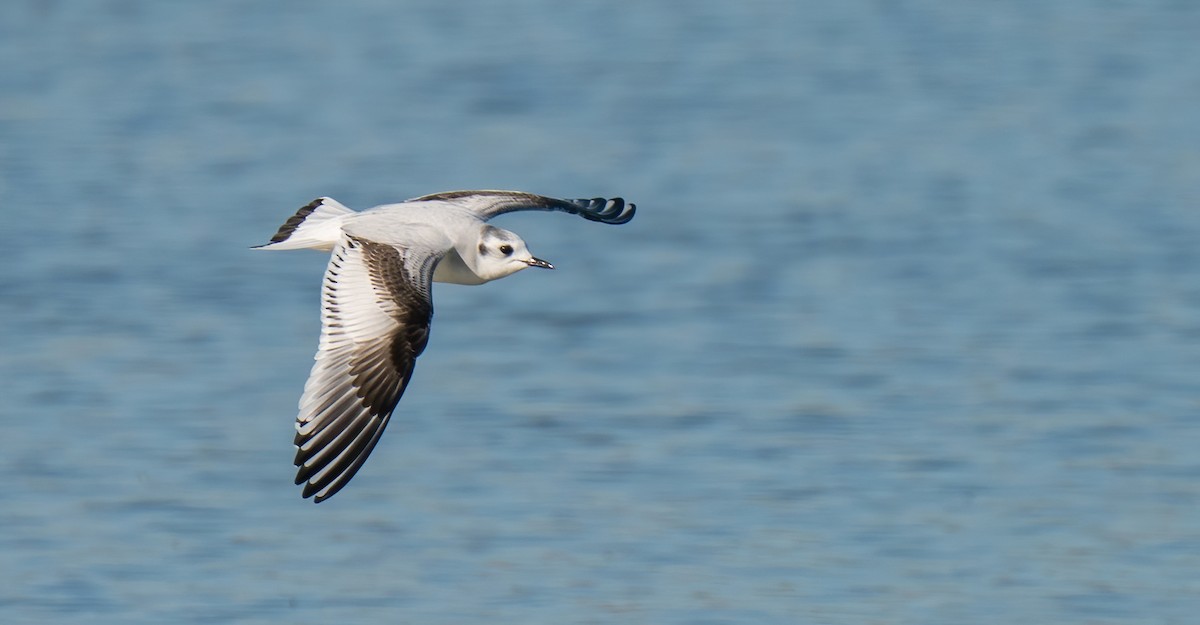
[255,190,636,502]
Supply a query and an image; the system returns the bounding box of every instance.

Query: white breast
[431,247,486,285]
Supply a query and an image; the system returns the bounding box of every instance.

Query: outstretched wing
[292,235,441,502]
[408,190,636,225]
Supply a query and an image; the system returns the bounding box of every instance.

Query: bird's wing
[408,190,636,225]
[293,234,442,502]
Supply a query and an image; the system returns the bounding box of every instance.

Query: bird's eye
[499,244,513,256]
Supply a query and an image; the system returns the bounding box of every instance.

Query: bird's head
[470,225,554,282]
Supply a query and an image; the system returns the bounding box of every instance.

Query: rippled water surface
[3,2,1199,623]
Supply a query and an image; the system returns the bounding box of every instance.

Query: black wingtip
[571,197,636,225]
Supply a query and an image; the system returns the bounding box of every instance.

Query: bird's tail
[253,197,356,251]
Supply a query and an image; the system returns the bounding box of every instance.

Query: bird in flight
[256,190,636,502]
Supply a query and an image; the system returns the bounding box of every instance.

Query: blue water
[3,1,1199,623]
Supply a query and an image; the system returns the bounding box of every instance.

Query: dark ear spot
[478,243,487,255]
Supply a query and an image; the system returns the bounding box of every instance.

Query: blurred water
[2,1,1199,623]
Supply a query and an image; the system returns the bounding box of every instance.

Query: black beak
[525,257,554,270]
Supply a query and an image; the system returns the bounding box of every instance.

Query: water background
[2,2,1199,623]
